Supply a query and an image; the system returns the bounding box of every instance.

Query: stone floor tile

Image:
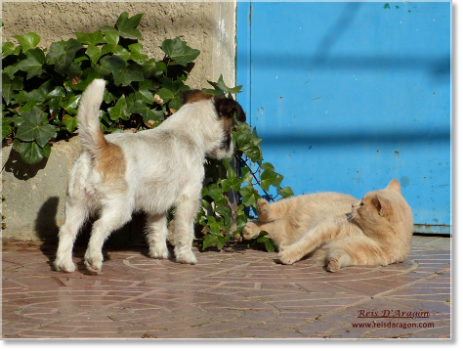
[1,235,451,339]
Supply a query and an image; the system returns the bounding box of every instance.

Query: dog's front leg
[146,213,170,259]
[173,193,199,264]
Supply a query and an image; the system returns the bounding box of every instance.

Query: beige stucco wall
[1,0,237,243]
[1,0,236,88]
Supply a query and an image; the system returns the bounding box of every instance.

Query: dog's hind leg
[84,196,132,273]
[54,198,89,273]
[173,193,199,264]
[146,213,170,259]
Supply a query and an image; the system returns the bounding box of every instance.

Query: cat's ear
[386,179,402,194]
[371,195,393,218]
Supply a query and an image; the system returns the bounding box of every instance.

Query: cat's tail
[77,79,107,158]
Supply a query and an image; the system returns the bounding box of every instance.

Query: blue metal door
[237,1,451,234]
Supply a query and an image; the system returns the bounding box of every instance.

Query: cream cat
[242,179,413,272]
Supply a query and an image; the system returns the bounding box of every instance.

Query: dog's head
[180,89,246,159]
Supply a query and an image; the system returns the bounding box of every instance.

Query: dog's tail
[77,79,107,158]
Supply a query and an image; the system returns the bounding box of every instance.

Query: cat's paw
[242,222,259,240]
[327,256,340,273]
[256,198,271,221]
[278,246,298,265]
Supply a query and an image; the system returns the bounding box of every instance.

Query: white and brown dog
[54,79,245,273]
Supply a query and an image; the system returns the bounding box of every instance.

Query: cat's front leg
[278,244,304,265]
[278,219,340,265]
[256,198,272,222]
[242,222,260,240]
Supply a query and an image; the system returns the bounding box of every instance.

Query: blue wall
[237,1,451,233]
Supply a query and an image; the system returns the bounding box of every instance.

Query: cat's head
[350,179,413,246]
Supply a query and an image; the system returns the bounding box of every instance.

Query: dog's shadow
[35,198,147,273]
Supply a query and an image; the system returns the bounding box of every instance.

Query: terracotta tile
[2,237,451,339]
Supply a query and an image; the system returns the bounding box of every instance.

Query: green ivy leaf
[168,97,182,112]
[215,205,231,218]
[108,95,129,121]
[143,60,166,78]
[86,45,102,64]
[114,46,131,61]
[234,213,248,235]
[239,185,260,208]
[16,47,45,79]
[135,89,154,104]
[25,88,47,104]
[47,99,61,120]
[47,86,66,99]
[46,39,83,75]
[62,114,78,133]
[12,32,41,52]
[261,162,275,171]
[161,37,200,66]
[131,100,164,124]
[278,186,294,198]
[128,43,148,62]
[157,88,175,103]
[241,171,254,186]
[16,107,56,147]
[115,12,144,40]
[2,42,15,58]
[99,56,144,86]
[16,141,45,165]
[260,169,283,192]
[216,234,227,250]
[18,99,37,113]
[202,234,217,251]
[72,68,99,91]
[221,177,242,192]
[75,31,104,46]
[103,31,119,45]
[221,159,237,178]
[2,118,12,140]
[204,185,226,204]
[3,65,18,79]
[101,43,122,56]
[42,143,52,158]
[233,121,263,163]
[208,74,243,96]
[105,12,143,40]
[1,74,13,105]
[59,94,81,115]
[18,105,43,125]
[256,231,276,252]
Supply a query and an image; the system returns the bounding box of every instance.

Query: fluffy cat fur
[242,179,413,272]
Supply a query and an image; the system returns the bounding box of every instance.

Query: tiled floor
[1,235,451,339]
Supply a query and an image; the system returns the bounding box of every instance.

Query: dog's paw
[84,258,102,274]
[84,250,103,274]
[326,256,340,273]
[176,251,197,265]
[278,245,298,265]
[242,222,259,240]
[54,258,76,273]
[256,198,271,221]
[149,245,170,259]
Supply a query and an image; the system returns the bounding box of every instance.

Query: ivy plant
[2,12,293,250]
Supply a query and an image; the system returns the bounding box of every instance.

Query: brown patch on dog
[95,137,127,192]
[179,90,213,105]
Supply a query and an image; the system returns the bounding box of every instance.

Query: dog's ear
[180,90,213,105]
[214,97,246,122]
